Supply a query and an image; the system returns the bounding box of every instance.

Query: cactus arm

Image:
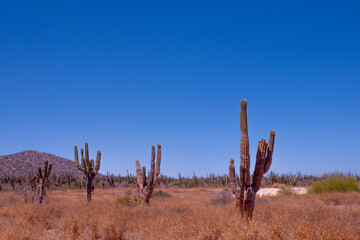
[38,167,43,179]
[264,130,275,174]
[75,146,85,172]
[136,160,144,190]
[90,159,94,170]
[85,142,89,163]
[86,159,91,170]
[80,156,87,174]
[142,166,146,187]
[148,146,156,192]
[47,164,52,177]
[252,139,267,192]
[42,161,48,178]
[153,144,161,187]
[79,148,88,174]
[229,159,237,194]
[74,146,79,165]
[95,151,101,173]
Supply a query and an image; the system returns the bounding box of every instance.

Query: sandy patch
[257,187,308,197]
[207,186,308,197]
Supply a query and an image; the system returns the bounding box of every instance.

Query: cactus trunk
[87,176,93,201]
[37,179,45,204]
[36,161,52,204]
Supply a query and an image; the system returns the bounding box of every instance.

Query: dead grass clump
[22,186,37,204]
[116,191,141,206]
[271,183,286,188]
[151,190,172,200]
[209,191,233,206]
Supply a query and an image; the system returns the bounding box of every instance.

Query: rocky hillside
[0,150,83,178]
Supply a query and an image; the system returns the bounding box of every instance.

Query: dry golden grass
[0,188,359,240]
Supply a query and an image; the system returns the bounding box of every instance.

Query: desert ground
[0,187,359,240]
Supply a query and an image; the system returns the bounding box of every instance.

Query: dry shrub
[0,188,359,239]
[22,186,37,204]
[272,183,286,188]
[278,185,293,195]
[116,191,141,206]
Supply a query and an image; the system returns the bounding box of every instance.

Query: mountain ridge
[0,150,83,178]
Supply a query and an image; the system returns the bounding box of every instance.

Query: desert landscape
[1,1,359,239]
[0,143,359,239]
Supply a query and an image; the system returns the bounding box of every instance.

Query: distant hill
[0,150,83,178]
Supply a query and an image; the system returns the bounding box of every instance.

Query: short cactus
[74,142,101,202]
[37,161,52,204]
[229,99,275,220]
[135,144,161,205]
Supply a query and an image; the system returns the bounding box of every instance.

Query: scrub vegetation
[309,176,360,194]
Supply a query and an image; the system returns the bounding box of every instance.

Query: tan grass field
[0,188,359,240]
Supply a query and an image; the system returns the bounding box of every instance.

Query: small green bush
[172,182,182,187]
[309,176,360,194]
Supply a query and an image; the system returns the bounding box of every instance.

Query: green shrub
[188,181,197,188]
[309,176,360,194]
[172,182,182,187]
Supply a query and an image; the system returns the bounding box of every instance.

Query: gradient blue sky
[1,1,359,177]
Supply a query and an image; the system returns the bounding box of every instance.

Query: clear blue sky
[1,1,359,177]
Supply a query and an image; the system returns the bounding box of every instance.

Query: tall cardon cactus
[135,144,161,205]
[37,161,52,204]
[229,99,275,220]
[74,143,101,202]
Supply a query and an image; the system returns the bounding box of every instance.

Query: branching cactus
[229,99,275,220]
[135,144,161,205]
[37,161,52,204]
[74,142,101,202]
